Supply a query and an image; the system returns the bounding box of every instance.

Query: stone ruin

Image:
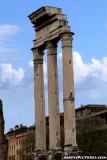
[29,6,79,160]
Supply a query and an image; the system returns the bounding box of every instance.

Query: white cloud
[73,51,89,84]
[58,52,62,59]
[0,24,20,55]
[1,52,107,104]
[51,51,107,104]
[28,60,33,68]
[73,51,107,86]
[27,52,107,100]
[73,51,107,103]
[0,24,20,38]
[0,63,24,87]
[43,61,47,85]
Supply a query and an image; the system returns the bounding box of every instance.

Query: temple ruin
[29,6,79,160]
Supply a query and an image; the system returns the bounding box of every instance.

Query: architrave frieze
[33,26,72,49]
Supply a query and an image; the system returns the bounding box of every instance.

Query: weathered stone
[46,40,61,150]
[48,149,62,160]
[61,33,77,148]
[34,150,47,160]
[32,48,47,157]
[0,100,7,159]
[63,145,79,156]
[29,6,79,160]
[28,6,69,48]
[46,40,61,158]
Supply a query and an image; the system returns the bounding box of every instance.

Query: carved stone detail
[32,48,44,72]
[48,149,62,160]
[34,150,47,160]
[46,41,57,56]
[61,33,72,48]
[63,145,80,156]
[32,48,44,64]
[29,6,79,159]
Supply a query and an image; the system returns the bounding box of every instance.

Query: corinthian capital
[31,48,44,64]
[61,33,73,48]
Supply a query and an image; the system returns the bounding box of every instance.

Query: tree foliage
[76,116,107,155]
[18,131,35,160]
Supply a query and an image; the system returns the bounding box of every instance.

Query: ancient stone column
[32,48,47,160]
[46,41,62,159]
[61,32,78,155]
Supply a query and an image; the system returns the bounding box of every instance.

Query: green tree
[18,131,35,160]
[76,116,107,155]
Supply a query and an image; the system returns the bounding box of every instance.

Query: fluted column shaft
[46,41,61,151]
[61,33,77,147]
[33,48,46,151]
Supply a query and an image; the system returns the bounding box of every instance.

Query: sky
[0,0,107,133]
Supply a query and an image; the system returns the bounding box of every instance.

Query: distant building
[76,104,107,120]
[6,124,35,160]
[0,99,7,160]
[76,104,107,132]
[4,104,107,159]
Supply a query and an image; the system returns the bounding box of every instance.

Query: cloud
[1,51,107,92]
[1,52,107,133]
[1,52,107,103]
[73,51,107,102]
[53,51,107,103]
[73,51,89,83]
[0,24,20,38]
[73,51,107,86]
[0,24,20,55]
[0,59,47,89]
[58,52,62,59]
[28,60,33,68]
[43,62,47,85]
[0,63,24,87]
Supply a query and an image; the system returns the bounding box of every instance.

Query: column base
[34,150,47,160]
[63,145,80,156]
[48,149,62,160]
